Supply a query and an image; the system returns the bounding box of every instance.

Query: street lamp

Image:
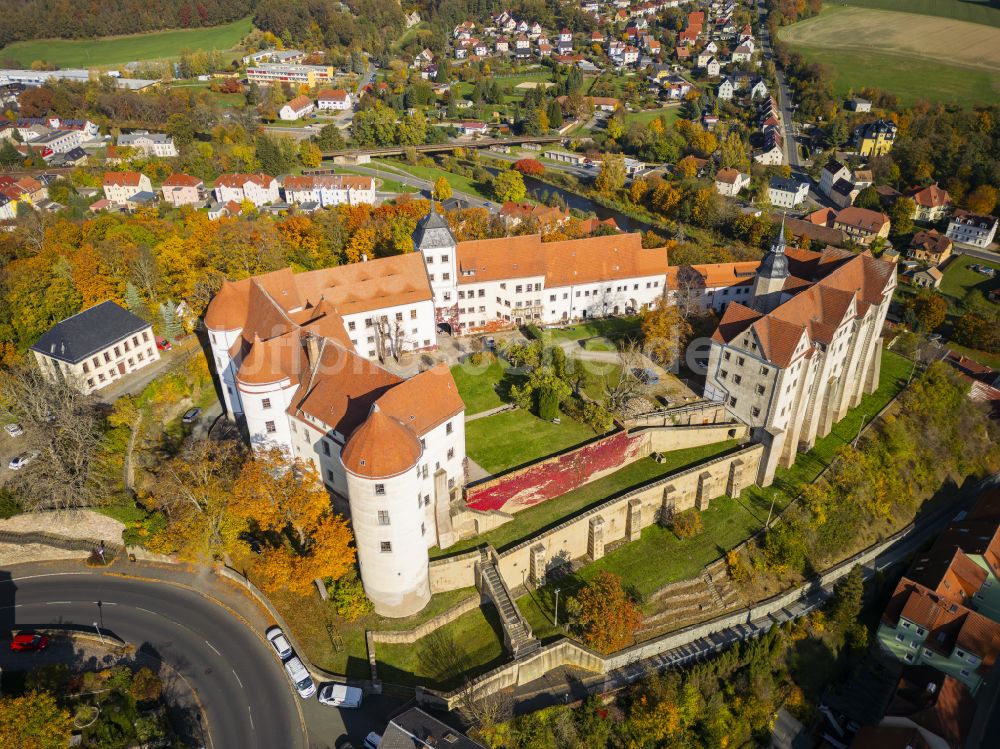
[853,413,868,449]
[553,588,561,627]
[765,493,778,529]
[93,622,105,645]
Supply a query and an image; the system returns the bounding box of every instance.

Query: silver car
[283,657,316,699]
[8,451,39,470]
[4,423,23,437]
[265,626,293,661]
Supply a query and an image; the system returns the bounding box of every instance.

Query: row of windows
[425,254,450,264]
[458,289,487,299]
[84,350,153,388]
[427,273,451,282]
[82,333,151,372]
[347,310,419,331]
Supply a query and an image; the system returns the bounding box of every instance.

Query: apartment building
[103,172,153,204]
[117,131,178,158]
[946,210,998,249]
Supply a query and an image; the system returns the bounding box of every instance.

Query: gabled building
[282,175,377,207]
[31,301,160,394]
[117,131,178,158]
[946,210,998,249]
[833,206,891,245]
[214,173,280,207]
[103,172,152,204]
[910,183,951,223]
[855,119,897,157]
[160,173,204,207]
[316,89,352,111]
[714,167,750,197]
[767,176,809,208]
[704,221,895,483]
[279,95,315,121]
[908,229,952,266]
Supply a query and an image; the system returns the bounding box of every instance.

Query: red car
[10,632,50,652]
[156,338,172,351]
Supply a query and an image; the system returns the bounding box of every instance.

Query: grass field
[839,0,1000,27]
[938,254,1000,304]
[625,107,683,127]
[451,361,506,415]
[778,6,1000,106]
[1,18,252,68]
[379,161,492,201]
[465,408,596,474]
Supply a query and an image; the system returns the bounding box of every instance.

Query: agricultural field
[0,17,252,68]
[778,6,1000,106]
[838,0,1000,27]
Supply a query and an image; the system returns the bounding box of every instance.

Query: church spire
[758,213,790,280]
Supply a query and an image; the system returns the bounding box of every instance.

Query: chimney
[304,332,322,368]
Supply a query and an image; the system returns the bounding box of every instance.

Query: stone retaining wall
[370,594,482,645]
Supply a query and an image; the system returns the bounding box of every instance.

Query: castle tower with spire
[412,200,459,332]
[751,215,790,314]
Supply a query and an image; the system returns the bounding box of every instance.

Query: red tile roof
[341,404,422,478]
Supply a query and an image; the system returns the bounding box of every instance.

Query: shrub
[329,570,373,622]
[130,668,162,703]
[671,508,703,539]
[581,402,614,433]
[537,386,561,421]
[0,487,22,519]
[523,323,544,340]
[725,549,748,584]
[468,351,496,367]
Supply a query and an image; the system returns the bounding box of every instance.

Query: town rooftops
[103,171,145,187]
[455,232,669,287]
[215,173,275,188]
[715,167,741,184]
[910,182,951,209]
[950,209,999,230]
[835,206,890,232]
[283,175,374,191]
[316,88,349,101]
[284,95,313,112]
[378,707,486,749]
[768,175,805,192]
[885,668,976,749]
[162,173,203,188]
[118,131,173,145]
[667,261,758,290]
[31,301,151,364]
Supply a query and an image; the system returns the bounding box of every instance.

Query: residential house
[279,95,315,121]
[316,89,352,111]
[833,206,891,245]
[819,160,851,198]
[117,131,178,158]
[30,301,160,394]
[213,173,280,207]
[829,179,860,209]
[717,78,735,100]
[855,119,897,157]
[908,230,952,266]
[160,173,204,207]
[910,183,952,223]
[846,98,872,113]
[380,709,485,749]
[753,134,783,165]
[731,41,754,63]
[946,210,998,249]
[458,121,489,136]
[714,167,750,197]
[282,175,377,207]
[912,267,943,289]
[103,172,152,204]
[624,158,645,176]
[705,57,722,77]
[499,201,570,228]
[29,129,82,154]
[767,177,809,208]
[749,79,768,100]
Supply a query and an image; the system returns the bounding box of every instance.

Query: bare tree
[603,342,644,413]
[673,265,709,320]
[1,365,112,510]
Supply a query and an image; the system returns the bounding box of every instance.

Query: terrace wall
[429,443,764,595]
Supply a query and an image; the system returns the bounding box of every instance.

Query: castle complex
[703,222,896,484]
[204,207,895,616]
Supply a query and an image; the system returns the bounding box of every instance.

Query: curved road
[0,571,305,749]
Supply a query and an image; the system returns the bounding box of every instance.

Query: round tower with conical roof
[341,404,431,617]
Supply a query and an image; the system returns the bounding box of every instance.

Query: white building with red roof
[213,173,280,207]
[102,172,152,204]
[316,88,353,111]
[704,220,896,484]
[160,173,204,207]
[282,174,376,207]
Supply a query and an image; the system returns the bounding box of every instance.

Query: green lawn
[433,440,741,558]
[333,166,419,195]
[839,0,1000,27]
[625,107,683,127]
[540,317,642,343]
[939,254,1000,304]
[375,602,507,689]
[378,161,493,201]
[786,44,1000,107]
[451,361,506,415]
[167,82,246,108]
[465,408,596,474]
[1,18,253,68]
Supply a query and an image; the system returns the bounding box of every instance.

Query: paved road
[951,243,1000,263]
[352,163,493,209]
[0,570,306,749]
[756,1,801,170]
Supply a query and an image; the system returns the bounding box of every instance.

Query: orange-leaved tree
[571,571,641,653]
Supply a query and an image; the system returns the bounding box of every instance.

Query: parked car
[10,632,50,652]
[634,368,660,385]
[8,451,39,470]
[156,338,172,351]
[266,626,294,661]
[362,732,382,749]
[283,657,316,698]
[4,423,24,437]
[318,683,363,709]
[181,407,201,424]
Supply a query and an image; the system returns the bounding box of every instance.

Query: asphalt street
[0,570,306,749]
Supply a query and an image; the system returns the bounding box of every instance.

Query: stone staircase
[477,549,540,659]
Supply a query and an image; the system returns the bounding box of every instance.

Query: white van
[317,683,363,708]
[283,657,316,698]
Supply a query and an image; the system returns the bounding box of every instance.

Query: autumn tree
[433,175,453,201]
[512,158,544,176]
[0,691,72,749]
[570,572,641,653]
[906,289,947,332]
[641,293,693,368]
[594,152,626,196]
[148,440,248,561]
[889,196,915,237]
[298,139,322,168]
[1,365,111,510]
[491,169,526,203]
[965,184,998,215]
